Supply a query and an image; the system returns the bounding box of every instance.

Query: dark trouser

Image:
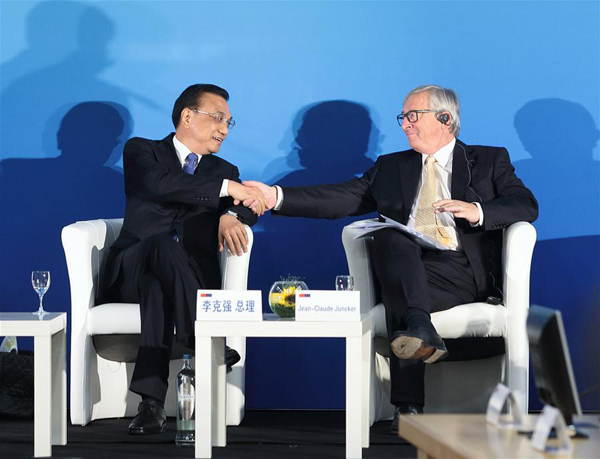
[370,229,481,407]
[107,233,202,403]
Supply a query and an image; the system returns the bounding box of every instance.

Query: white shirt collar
[173,135,201,168]
[420,137,456,168]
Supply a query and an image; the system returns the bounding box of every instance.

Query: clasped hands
[227,181,277,216]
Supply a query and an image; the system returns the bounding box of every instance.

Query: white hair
[404,85,461,136]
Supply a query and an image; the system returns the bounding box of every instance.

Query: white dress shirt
[173,135,229,197]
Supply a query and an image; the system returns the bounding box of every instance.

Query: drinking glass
[335,275,354,291]
[31,271,50,316]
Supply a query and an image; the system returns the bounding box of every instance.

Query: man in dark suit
[245,85,538,430]
[100,84,266,435]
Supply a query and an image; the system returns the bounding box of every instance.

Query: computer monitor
[527,305,582,429]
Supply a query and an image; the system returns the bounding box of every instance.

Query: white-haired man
[245,85,538,431]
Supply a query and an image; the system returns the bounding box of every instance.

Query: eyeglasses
[190,108,236,129]
[396,109,436,126]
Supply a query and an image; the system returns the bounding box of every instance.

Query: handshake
[227,180,277,216]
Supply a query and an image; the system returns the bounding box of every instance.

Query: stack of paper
[351,215,450,251]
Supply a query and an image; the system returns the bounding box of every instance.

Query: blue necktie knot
[183,153,198,174]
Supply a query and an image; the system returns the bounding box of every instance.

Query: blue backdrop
[1,0,598,411]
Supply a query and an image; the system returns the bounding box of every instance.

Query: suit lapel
[399,151,422,212]
[195,153,222,177]
[451,139,471,201]
[156,133,182,172]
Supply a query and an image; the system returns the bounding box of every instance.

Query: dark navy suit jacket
[102,133,256,295]
[276,139,538,299]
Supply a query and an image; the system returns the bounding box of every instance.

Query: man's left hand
[218,214,248,256]
[434,199,479,224]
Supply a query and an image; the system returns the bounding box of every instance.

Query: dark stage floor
[0,410,417,459]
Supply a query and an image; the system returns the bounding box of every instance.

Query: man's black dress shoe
[128,399,166,435]
[390,404,423,435]
[390,327,448,363]
[226,346,241,373]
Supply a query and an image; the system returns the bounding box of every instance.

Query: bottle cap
[183,354,191,359]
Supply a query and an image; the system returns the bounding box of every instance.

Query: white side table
[0,312,67,457]
[195,313,371,459]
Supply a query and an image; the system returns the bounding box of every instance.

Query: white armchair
[342,220,536,425]
[62,219,252,426]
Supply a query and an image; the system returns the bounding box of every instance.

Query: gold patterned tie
[414,156,452,247]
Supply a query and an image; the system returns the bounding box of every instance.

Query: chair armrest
[220,225,254,290]
[503,221,537,317]
[342,219,379,314]
[502,221,537,413]
[218,225,253,425]
[62,221,107,317]
[62,219,122,337]
[63,218,122,426]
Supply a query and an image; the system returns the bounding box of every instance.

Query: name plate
[486,383,524,430]
[295,290,360,322]
[531,405,573,454]
[196,290,262,321]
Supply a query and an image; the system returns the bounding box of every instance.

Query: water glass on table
[335,275,354,291]
[31,270,50,316]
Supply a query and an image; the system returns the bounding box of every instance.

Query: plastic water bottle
[175,354,195,446]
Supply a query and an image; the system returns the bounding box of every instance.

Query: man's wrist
[223,210,240,221]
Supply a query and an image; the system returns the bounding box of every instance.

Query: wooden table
[195,313,371,459]
[0,312,67,457]
[400,414,599,458]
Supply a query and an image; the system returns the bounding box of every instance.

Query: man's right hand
[227,181,267,215]
[242,181,277,210]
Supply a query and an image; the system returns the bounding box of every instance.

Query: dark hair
[171,84,229,128]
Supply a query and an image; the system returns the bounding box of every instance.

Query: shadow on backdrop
[0,102,131,326]
[514,98,600,240]
[246,101,379,409]
[514,99,600,410]
[0,2,149,162]
[0,1,147,321]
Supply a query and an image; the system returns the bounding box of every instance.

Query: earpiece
[436,113,450,125]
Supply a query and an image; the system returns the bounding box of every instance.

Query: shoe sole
[423,347,448,364]
[390,336,447,363]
